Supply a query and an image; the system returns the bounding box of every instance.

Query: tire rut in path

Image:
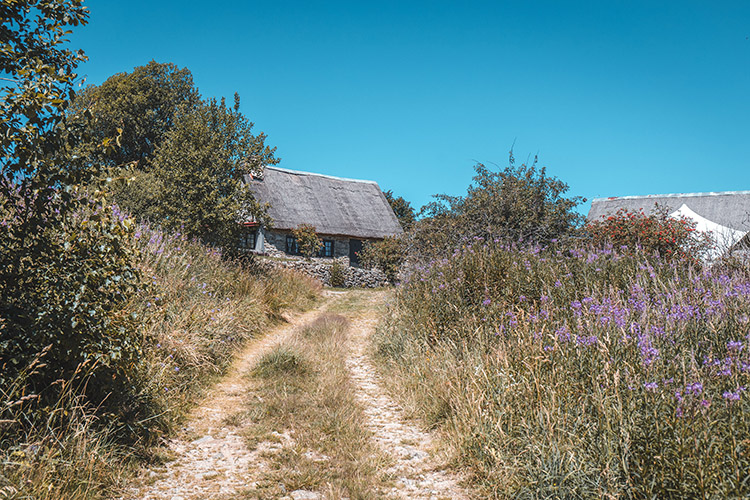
[117,300,332,500]
[345,294,470,500]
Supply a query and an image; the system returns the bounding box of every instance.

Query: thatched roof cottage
[588,190,750,258]
[242,167,403,265]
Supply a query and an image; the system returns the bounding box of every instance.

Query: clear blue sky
[71,1,750,212]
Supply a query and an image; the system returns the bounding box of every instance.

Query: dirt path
[345,292,470,500]
[118,298,334,500]
[119,290,469,500]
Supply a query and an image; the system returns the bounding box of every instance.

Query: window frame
[319,239,334,258]
[286,235,300,255]
[239,229,257,250]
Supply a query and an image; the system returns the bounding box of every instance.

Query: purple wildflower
[722,391,740,401]
[687,382,703,395]
[727,340,744,352]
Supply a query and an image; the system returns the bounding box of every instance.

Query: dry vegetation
[374,242,750,498]
[0,226,320,500]
[236,306,388,499]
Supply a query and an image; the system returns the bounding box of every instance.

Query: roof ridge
[264,166,378,185]
[591,190,750,203]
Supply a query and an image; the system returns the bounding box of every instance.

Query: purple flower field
[378,241,750,498]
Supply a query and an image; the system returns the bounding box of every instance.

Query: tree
[149,95,278,247]
[292,224,322,259]
[411,152,585,259]
[71,60,200,168]
[1,0,142,431]
[383,189,415,229]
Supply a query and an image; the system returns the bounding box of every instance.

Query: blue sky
[72,1,750,212]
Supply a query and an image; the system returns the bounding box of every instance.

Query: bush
[360,236,406,283]
[1,1,147,435]
[585,205,713,263]
[377,241,750,498]
[329,259,346,287]
[0,198,143,437]
[292,223,322,259]
[411,152,584,261]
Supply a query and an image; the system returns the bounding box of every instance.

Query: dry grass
[374,243,750,498]
[238,313,389,499]
[0,226,321,500]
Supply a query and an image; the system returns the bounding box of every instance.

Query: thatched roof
[245,167,403,239]
[588,191,750,231]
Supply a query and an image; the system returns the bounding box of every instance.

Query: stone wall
[263,256,389,288]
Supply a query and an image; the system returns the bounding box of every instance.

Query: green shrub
[360,236,406,283]
[329,259,346,287]
[411,152,584,261]
[0,199,143,438]
[292,223,323,259]
[0,0,147,436]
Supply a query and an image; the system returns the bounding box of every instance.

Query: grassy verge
[374,243,750,498]
[235,309,387,499]
[0,226,320,500]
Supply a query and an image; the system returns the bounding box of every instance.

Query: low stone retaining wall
[263,257,389,288]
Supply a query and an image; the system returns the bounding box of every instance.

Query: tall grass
[0,225,320,499]
[130,225,320,437]
[375,241,750,498]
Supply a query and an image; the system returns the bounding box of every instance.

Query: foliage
[149,95,277,247]
[412,152,584,261]
[360,235,406,283]
[71,60,201,168]
[383,189,415,229]
[1,223,321,498]
[1,202,141,431]
[292,223,322,259]
[585,205,713,263]
[329,259,346,287]
[377,242,750,497]
[1,0,146,434]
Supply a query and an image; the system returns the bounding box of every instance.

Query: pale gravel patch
[117,296,335,500]
[345,293,471,500]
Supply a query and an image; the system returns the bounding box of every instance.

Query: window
[319,240,334,258]
[239,229,256,250]
[286,235,299,255]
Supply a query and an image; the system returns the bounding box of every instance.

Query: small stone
[192,435,213,445]
[290,490,321,500]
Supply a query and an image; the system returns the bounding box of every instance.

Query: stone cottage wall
[262,230,352,263]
